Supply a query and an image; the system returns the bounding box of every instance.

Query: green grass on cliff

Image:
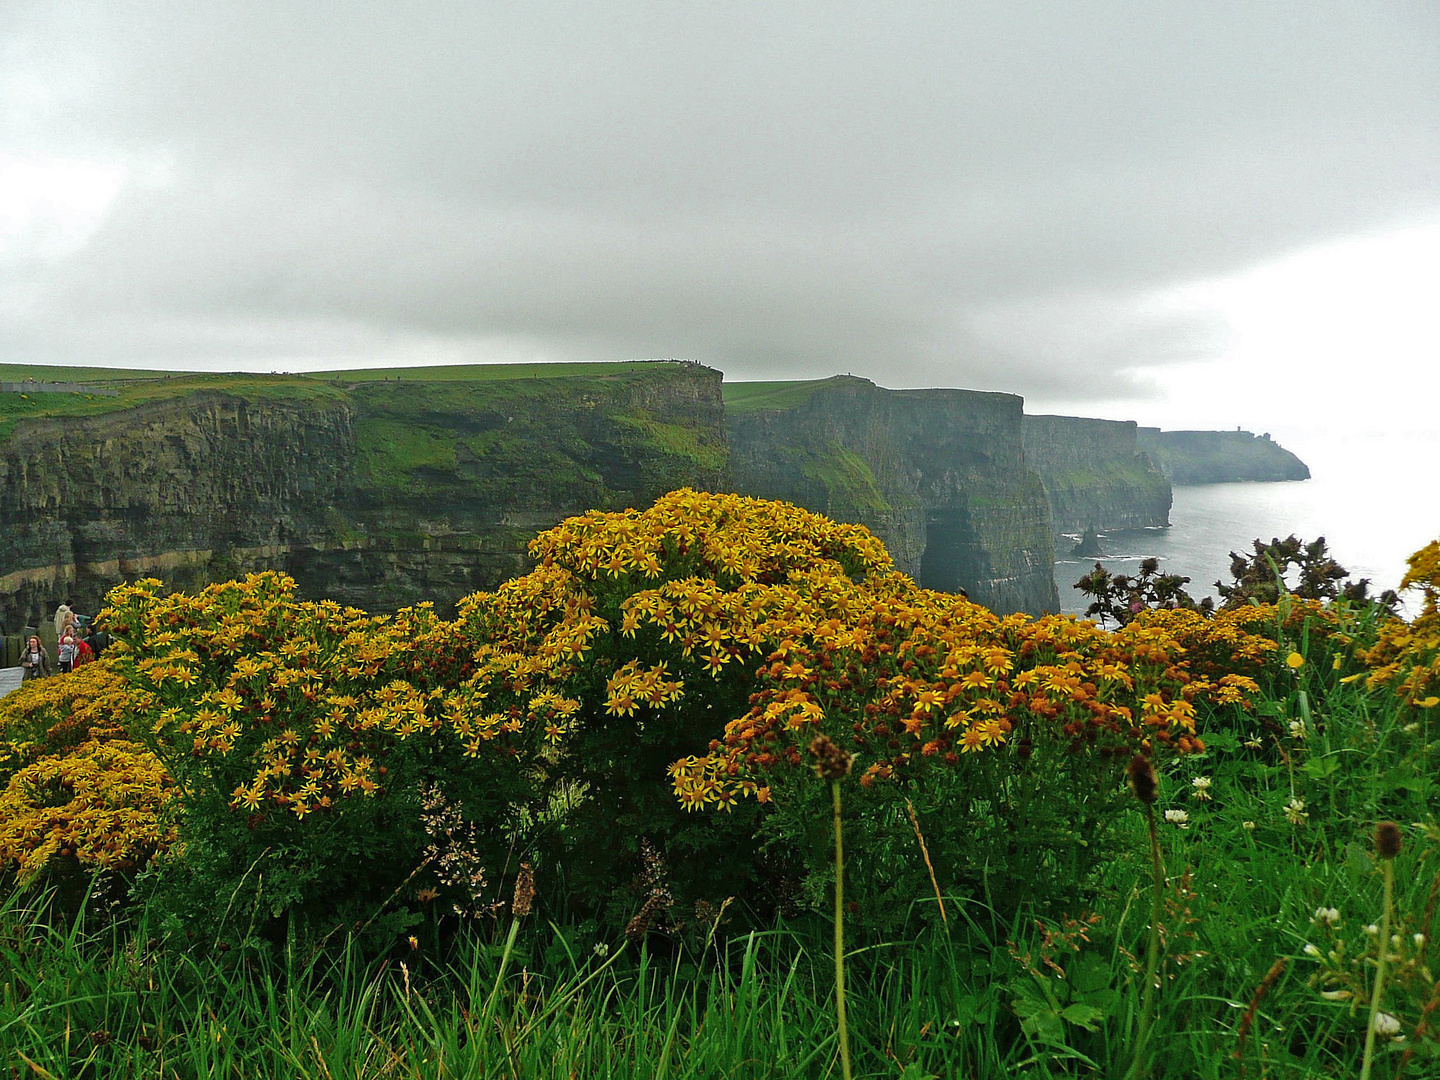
[0,361,706,450]
[722,377,852,414]
[0,372,348,444]
[323,360,675,383]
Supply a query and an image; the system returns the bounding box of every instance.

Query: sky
[3,1,1439,442]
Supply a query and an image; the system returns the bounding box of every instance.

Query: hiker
[20,636,52,680]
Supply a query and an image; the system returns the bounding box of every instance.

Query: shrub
[0,660,170,886]
[669,578,1274,928]
[101,574,542,940]
[449,489,896,924]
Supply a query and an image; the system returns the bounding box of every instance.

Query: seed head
[809,735,853,781]
[1127,754,1158,805]
[1375,821,1403,860]
[512,862,535,917]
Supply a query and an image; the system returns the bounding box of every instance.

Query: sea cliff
[727,377,1059,614]
[1022,415,1172,540]
[1137,428,1310,484]
[1,365,1064,624]
[0,364,728,627]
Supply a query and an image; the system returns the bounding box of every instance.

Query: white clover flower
[1244,736,1263,750]
[1164,809,1189,828]
[1288,720,1307,740]
[1373,1012,1402,1037]
[1285,797,1309,826]
[1191,776,1212,801]
[1403,722,1420,735]
[1312,907,1340,927]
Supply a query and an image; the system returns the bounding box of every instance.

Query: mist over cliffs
[0,362,1309,628]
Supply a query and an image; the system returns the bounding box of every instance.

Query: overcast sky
[3,1,1438,434]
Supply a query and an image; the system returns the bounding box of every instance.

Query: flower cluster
[102,574,488,823]
[1363,540,1440,714]
[0,660,171,880]
[671,583,1273,813]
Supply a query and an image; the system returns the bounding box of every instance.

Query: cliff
[1022,415,1172,540]
[2,364,1061,625]
[1136,428,1310,484]
[726,377,1059,615]
[0,363,727,628]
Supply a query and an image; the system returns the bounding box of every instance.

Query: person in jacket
[21,636,52,680]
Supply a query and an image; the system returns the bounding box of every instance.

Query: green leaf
[1061,1003,1106,1031]
[1302,756,1341,779]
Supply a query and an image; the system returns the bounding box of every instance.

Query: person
[86,624,111,659]
[57,632,78,674]
[54,603,74,640]
[73,634,94,668]
[20,636,52,680]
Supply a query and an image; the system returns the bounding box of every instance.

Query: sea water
[1052,429,1440,617]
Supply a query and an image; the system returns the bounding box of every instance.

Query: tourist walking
[20,636,52,680]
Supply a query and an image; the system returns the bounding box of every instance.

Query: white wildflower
[1285,797,1308,826]
[1303,943,1322,958]
[1164,809,1189,829]
[1242,820,1256,832]
[1288,720,1307,740]
[1414,933,1426,947]
[1373,1012,1402,1037]
[1365,924,1380,936]
[1191,776,1213,801]
[1312,907,1340,927]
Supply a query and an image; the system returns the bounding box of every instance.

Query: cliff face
[1137,428,1310,484]
[727,377,1059,615]
[0,394,356,628]
[1022,415,1172,540]
[0,365,728,628]
[2,364,1061,625]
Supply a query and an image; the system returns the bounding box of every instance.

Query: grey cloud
[3,1,1438,392]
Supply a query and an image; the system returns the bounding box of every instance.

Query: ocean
[1052,429,1440,618]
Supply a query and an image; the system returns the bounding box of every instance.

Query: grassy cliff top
[0,361,710,443]
[722,375,873,414]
